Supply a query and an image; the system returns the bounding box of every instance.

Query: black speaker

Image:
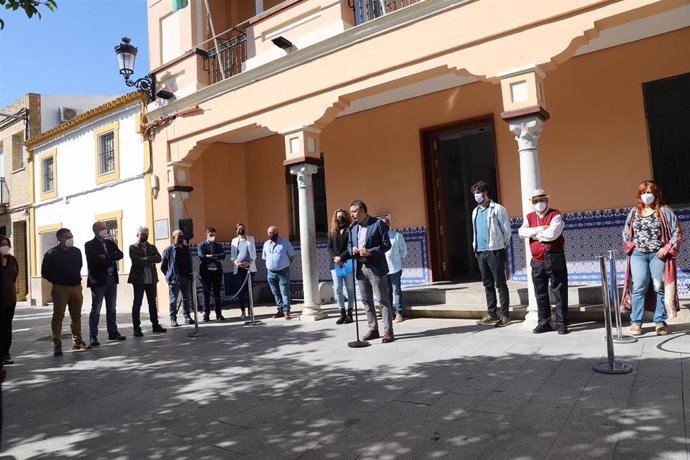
[179,219,193,241]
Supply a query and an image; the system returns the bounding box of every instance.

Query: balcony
[198,30,248,86]
[350,0,423,25]
[196,0,424,85]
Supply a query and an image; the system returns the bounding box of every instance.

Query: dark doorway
[643,72,690,206]
[422,116,499,281]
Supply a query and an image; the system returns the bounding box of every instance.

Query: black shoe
[336,310,347,325]
[133,329,144,337]
[532,323,553,334]
[3,354,14,365]
[344,313,354,324]
[170,318,179,327]
[184,317,195,325]
[53,346,63,357]
[476,315,499,326]
[109,332,126,341]
[90,336,100,347]
[152,324,167,333]
[557,325,569,335]
[217,315,225,322]
[203,315,210,323]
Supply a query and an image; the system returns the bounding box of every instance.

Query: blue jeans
[89,275,118,337]
[387,270,403,314]
[331,269,355,311]
[168,276,193,319]
[267,267,291,312]
[630,249,666,325]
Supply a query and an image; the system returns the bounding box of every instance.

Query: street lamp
[115,37,156,102]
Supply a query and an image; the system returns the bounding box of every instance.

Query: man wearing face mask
[128,226,167,337]
[161,229,196,327]
[471,181,512,328]
[518,189,569,334]
[198,227,226,322]
[262,226,296,320]
[85,221,126,346]
[231,223,256,319]
[41,228,90,356]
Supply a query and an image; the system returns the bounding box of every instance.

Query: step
[404,304,604,322]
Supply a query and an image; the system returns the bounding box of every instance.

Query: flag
[172,0,189,13]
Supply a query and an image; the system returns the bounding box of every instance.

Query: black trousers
[132,284,160,330]
[201,270,223,317]
[0,303,16,357]
[531,260,568,326]
[476,250,510,318]
[236,267,253,312]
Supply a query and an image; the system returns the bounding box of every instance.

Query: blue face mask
[474,193,485,204]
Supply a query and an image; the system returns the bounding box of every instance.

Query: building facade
[143,0,690,320]
[25,92,154,308]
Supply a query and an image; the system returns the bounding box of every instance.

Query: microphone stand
[348,221,370,348]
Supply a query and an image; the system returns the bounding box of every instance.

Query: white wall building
[26,92,153,309]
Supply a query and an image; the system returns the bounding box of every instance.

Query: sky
[0,0,149,108]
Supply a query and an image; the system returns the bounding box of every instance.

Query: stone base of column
[521,307,540,329]
[299,304,328,321]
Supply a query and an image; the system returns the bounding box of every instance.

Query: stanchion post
[608,250,636,344]
[348,254,370,348]
[593,255,632,374]
[187,274,207,338]
[244,271,263,326]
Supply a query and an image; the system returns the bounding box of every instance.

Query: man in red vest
[518,189,569,334]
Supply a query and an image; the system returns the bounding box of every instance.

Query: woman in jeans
[621,180,682,336]
[0,235,18,364]
[327,208,355,325]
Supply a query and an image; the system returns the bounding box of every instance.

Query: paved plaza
[2,303,690,459]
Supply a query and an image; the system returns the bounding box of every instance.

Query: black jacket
[85,237,124,287]
[127,241,161,285]
[327,228,351,260]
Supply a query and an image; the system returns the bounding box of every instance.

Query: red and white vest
[526,208,565,263]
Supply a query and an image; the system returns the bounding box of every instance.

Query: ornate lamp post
[114,37,156,102]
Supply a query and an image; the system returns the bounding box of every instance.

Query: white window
[98,131,116,175]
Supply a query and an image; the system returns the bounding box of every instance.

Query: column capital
[508,116,544,151]
[289,163,319,189]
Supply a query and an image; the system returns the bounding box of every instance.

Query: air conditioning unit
[58,106,78,123]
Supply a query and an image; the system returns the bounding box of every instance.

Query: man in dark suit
[85,221,126,346]
[349,199,395,343]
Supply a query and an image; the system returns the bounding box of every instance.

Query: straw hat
[529,189,550,201]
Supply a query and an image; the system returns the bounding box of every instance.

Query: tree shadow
[2,309,689,459]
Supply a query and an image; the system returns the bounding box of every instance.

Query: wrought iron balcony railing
[199,32,247,85]
[0,178,8,206]
[349,0,422,25]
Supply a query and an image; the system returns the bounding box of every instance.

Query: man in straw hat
[518,189,569,334]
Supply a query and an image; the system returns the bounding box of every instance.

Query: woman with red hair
[621,180,682,336]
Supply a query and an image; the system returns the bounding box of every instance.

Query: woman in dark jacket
[0,235,18,364]
[327,209,355,324]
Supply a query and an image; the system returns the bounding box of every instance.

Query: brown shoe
[272,311,285,319]
[382,331,395,343]
[362,329,380,341]
[656,324,669,336]
[285,312,292,320]
[72,340,91,351]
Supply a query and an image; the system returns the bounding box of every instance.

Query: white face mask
[64,238,74,248]
[533,202,547,213]
[474,193,485,204]
[0,246,10,256]
[98,230,107,238]
[207,236,216,243]
[640,193,655,205]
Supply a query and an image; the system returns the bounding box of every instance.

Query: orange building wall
[541,28,690,212]
[186,28,690,238]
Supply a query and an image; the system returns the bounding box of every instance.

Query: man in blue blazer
[349,199,395,343]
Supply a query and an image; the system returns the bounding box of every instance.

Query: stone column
[508,116,544,326]
[289,163,327,321]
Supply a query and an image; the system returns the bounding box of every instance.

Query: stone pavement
[2,303,690,459]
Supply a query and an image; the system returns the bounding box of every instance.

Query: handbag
[544,247,566,272]
[623,240,635,256]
